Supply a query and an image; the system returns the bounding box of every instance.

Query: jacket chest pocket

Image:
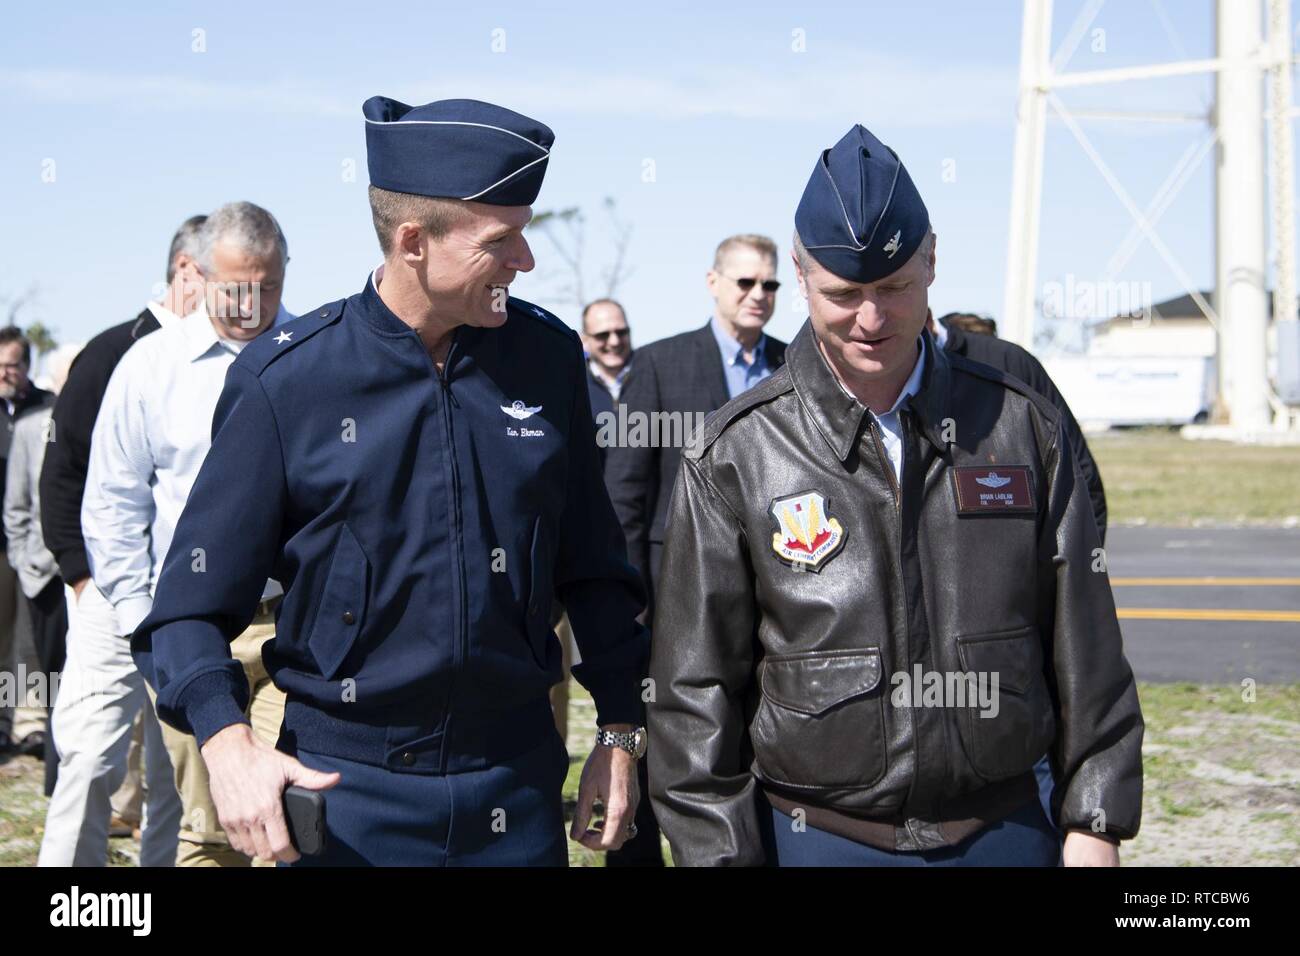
[751,648,887,790]
[307,524,371,680]
[954,625,1056,781]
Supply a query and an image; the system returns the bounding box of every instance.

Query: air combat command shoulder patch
[769,490,845,571]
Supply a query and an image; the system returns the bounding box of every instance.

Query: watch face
[632,728,648,759]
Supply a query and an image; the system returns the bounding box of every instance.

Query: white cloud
[2,57,1017,127]
[2,68,355,117]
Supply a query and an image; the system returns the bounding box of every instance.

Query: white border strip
[364,118,549,153]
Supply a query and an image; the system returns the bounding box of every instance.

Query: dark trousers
[764,798,1062,867]
[290,731,570,866]
[1032,753,1060,835]
[27,578,67,796]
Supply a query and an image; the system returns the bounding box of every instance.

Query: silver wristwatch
[595,726,647,760]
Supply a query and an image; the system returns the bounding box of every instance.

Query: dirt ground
[3,682,1294,867]
[1124,684,1299,866]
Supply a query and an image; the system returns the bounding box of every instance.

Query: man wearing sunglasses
[607,234,787,624]
[603,234,786,866]
[580,299,634,426]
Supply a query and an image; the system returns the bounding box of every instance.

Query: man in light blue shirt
[609,233,788,613]
[81,201,291,867]
[602,233,789,866]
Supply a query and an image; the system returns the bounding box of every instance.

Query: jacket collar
[789,320,953,463]
[909,329,955,454]
[360,264,422,336]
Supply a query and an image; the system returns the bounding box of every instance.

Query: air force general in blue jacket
[132,271,648,774]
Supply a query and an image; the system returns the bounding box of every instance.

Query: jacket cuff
[55,548,90,587]
[584,670,646,728]
[178,671,250,747]
[114,595,154,636]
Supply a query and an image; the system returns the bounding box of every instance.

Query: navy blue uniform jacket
[133,273,648,774]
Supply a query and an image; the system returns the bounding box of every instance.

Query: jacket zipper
[424,333,466,772]
[869,415,919,814]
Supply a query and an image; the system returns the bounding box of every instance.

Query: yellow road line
[1116,608,1300,623]
[1111,577,1300,586]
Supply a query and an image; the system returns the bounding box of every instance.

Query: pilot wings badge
[975,472,1012,489]
[500,400,542,420]
[769,491,846,571]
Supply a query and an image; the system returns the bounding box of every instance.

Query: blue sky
[1,0,1291,362]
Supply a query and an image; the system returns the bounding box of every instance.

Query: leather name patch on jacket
[950,465,1035,515]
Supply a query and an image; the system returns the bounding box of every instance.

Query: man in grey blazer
[5,395,65,789]
[606,234,788,622]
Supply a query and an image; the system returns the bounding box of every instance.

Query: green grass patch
[1090,430,1300,525]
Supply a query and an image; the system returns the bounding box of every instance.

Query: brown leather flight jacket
[647,323,1143,865]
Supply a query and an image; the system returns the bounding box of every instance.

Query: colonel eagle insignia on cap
[794,124,930,283]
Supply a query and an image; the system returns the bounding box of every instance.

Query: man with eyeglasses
[603,234,787,866]
[580,299,634,425]
[81,201,293,867]
[607,234,787,623]
[0,326,55,763]
[550,299,634,746]
[36,216,210,865]
[546,298,635,847]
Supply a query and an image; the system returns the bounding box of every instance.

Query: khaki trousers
[149,616,285,867]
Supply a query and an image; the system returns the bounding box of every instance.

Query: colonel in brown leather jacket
[646,124,1143,867]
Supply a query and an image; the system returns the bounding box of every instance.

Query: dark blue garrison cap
[363,96,554,205]
[795,125,930,283]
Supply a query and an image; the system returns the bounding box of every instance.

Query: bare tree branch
[528,208,587,311]
[530,200,637,313]
[600,197,636,299]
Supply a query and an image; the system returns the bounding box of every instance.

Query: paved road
[1106,527,1300,683]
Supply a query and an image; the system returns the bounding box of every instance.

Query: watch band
[594,727,647,759]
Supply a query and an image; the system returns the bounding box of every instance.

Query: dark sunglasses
[720,273,781,294]
[588,327,630,342]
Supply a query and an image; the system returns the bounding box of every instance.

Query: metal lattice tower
[1002,0,1298,432]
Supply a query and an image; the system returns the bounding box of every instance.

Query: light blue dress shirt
[870,337,927,484]
[710,316,772,399]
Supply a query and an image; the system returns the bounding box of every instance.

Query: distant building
[1087,290,1292,360]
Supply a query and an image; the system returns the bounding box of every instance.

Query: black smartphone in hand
[283,785,327,857]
